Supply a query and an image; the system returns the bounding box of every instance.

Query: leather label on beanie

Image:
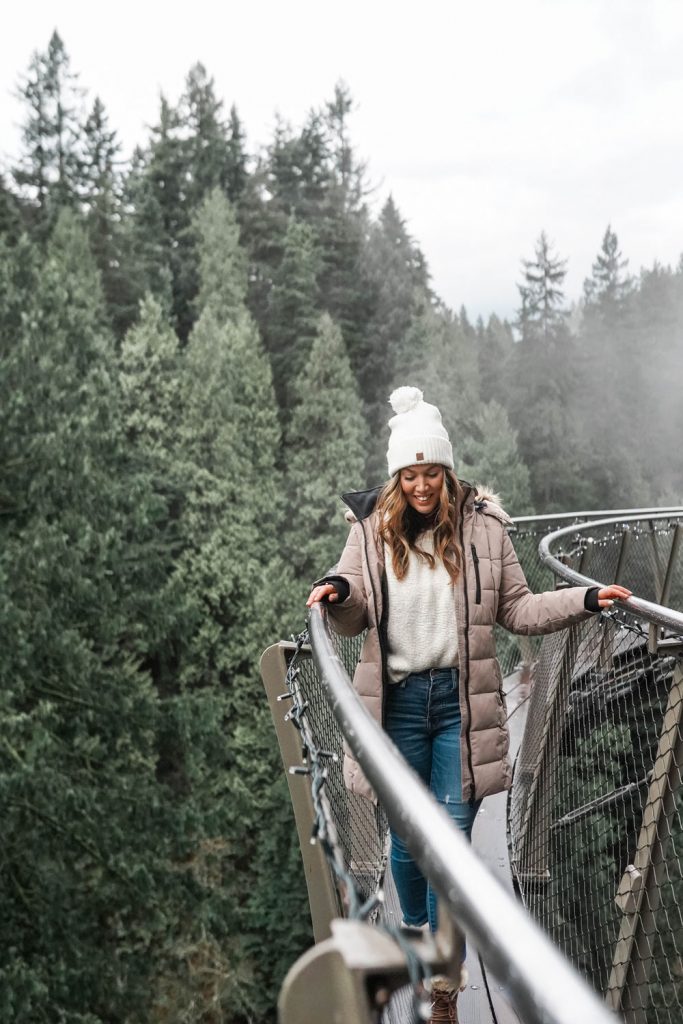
[416,451,424,461]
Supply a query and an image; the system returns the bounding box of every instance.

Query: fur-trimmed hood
[340,481,513,527]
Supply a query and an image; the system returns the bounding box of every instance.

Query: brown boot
[429,978,458,1023]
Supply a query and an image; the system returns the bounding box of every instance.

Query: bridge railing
[509,511,683,1024]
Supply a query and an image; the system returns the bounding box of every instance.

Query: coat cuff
[584,587,601,613]
[311,575,351,604]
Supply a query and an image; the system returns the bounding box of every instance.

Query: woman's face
[399,464,444,515]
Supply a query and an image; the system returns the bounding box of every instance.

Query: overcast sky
[3,0,683,320]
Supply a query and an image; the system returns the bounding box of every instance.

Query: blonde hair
[376,468,465,584]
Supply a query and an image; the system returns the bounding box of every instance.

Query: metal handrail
[513,506,683,527]
[539,512,683,635]
[308,603,616,1024]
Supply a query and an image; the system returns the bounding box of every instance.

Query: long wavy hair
[376,467,465,584]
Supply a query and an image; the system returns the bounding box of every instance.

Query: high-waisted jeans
[384,667,481,933]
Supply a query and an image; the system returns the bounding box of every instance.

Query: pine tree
[121,146,174,319]
[358,196,431,481]
[0,214,189,1020]
[265,214,321,414]
[573,227,637,506]
[226,104,249,201]
[509,233,591,510]
[171,187,310,1013]
[516,231,568,344]
[284,313,368,588]
[392,302,480,452]
[476,314,515,410]
[191,187,248,323]
[12,31,85,233]
[583,225,632,309]
[458,401,533,515]
[180,65,248,206]
[82,96,137,335]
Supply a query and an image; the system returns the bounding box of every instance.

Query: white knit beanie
[386,386,454,476]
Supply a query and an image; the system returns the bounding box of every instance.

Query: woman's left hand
[597,584,632,608]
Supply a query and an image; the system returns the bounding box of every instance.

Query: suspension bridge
[261,506,683,1024]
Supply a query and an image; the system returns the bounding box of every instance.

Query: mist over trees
[2,29,683,1024]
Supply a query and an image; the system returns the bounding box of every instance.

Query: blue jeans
[384,668,481,933]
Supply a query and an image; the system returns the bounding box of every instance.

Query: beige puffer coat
[322,482,595,803]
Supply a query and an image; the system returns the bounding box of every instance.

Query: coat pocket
[471,543,482,604]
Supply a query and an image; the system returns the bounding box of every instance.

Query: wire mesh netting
[510,516,683,1024]
[294,634,389,908]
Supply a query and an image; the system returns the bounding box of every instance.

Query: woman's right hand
[306,583,339,607]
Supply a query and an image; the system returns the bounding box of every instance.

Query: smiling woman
[400,464,444,513]
[306,390,631,1020]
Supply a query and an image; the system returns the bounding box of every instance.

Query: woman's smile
[400,464,444,515]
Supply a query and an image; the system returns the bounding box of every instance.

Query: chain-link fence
[509,514,683,1024]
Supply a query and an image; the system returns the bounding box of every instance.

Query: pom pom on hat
[386,385,454,476]
[389,386,424,415]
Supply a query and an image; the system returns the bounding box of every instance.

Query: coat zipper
[460,499,476,804]
[471,543,481,604]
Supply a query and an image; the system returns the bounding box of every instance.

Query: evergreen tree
[192,187,248,322]
[476,313,515,410]
[82,96,137,335]
[265,214,321,414]
[226,104,249,201]
[510,233,587,510]
[0,214,186,1021]
[358,196,431,481]
[583,225,632,308]
[284,313,368,588]
[516,231,568,344]
[180,65,247,205]
[573,227,638,506]
[12,31,85,233]
[121,146,174,319]
[172,187,310,1013]
[458,401,533,515]
[392,302,480,450]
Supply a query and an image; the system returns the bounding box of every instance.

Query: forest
[1,29,682,1024]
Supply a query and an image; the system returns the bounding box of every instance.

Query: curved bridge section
[510,511,683,1023]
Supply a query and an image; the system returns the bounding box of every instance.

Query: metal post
[614,529,631,586]
[648,520,666,603]
[659,523,682,607]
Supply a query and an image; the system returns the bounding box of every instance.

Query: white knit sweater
[384,533,459,683]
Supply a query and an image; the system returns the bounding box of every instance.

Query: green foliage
[359,197,431,480]
[393,302,480,446]
[264,214,321,415]
[284,313,368,594]
[458,401,533,516]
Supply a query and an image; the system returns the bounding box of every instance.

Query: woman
[307,387,630,1020]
